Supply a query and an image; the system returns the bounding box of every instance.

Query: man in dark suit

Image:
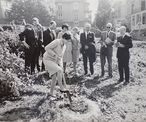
[116,26,133,85]
[43,21,56,47]
[80,23,96,77]
[19,24,38,74]
[99,23,116,78]
[42,21,57,71]
[32,17,43,73]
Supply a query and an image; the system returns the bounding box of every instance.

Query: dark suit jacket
[43,28,55,47]
[80,32,96,62]
[100,31,116,56]
[19,28,36,47]
[117,35,133,59]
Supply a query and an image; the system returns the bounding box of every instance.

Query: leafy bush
[0,31,25,99]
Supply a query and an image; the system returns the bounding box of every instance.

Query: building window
[132,15,135,26]
[73,2,79,10]
[74,21,79,26]
[117,7,121,18]
[57,4,62,11]
[131,4,134,14]
[58,12,62,20]
[141,0,146,11]
[57,4,62,20]
[74,13,78,21]
[5,9,10,18]
[142,12,146,24]
[136,14,141,24]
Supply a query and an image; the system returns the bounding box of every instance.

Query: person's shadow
[88,82,122,101]
[0,95,56,121]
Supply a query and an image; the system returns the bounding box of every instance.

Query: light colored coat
[43,39,66,66]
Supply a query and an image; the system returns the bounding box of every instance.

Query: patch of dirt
[0,34,146,122]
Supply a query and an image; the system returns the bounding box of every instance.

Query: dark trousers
[33,46,41,72]
[83,54,94,75]
[118,57,129,82]
[100,53,112,76]
[25,49,31,73]
[41,48,45,71]
[24,47,40,74]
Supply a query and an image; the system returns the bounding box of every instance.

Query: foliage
[8,0,53,25]
[94,0,113,30]
[0,31,25,99]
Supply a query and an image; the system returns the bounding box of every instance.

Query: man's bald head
[119,26,126,36]
[84,23,91,32]
[50,21,57,30]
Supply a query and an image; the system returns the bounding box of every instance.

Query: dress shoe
[109,75,113,78]
[123,81,129,85]
[90,74,95,79]
[84,72,88,75]
[118,79,124,83]
[60,89,70,93]
[100,74,104,78]
[85,73,91,77]
[31,71,35,75]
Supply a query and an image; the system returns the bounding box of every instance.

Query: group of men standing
[101,24,133,85]
[80,23,133,85]
[19,18,133,85]
[19,18,57,75]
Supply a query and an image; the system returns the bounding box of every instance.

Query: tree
[8,0,54,25]
[93,0,113,30]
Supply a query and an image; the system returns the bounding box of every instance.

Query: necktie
[107,31,110,38]
[87,32,89,39]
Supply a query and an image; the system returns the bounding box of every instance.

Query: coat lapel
[87,32,91,40]
[84,32,87,40]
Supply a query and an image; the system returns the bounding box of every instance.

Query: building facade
[55,0,91,27]
[113,0,146,33]
[130,0,146,31]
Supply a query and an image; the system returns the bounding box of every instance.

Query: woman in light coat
[43,33,71,96]
[71,27,80,76]
[58,24,72,73]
